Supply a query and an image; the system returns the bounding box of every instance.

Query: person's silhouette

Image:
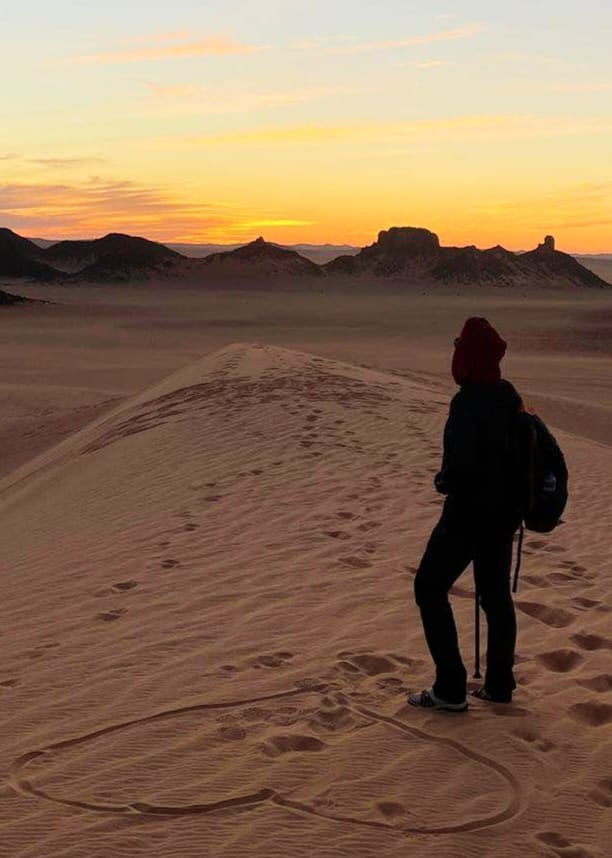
[409,317,524,711]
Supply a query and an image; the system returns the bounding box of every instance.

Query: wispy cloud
[182,114,612,148]
[323,25,484,54]
[0,179,311,242]
[493,52,555,64]
[469,183,612,232]
[69,35,268,65]
[146,82,205,98]
[235,219,315,230]
[414,60,451,69]
[26,156,108,168]
[129,30,196,45]
[142,82,372,117]
[290,35,358,50]
[545,82,612,92]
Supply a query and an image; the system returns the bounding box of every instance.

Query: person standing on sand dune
[409,317,525,712]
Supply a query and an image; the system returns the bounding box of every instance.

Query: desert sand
[0,281,611,857]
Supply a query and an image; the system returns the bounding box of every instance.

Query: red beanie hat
[452,317,507,385]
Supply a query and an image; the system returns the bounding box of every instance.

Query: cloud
[235,219,315,230]
[142,83,373,117]
[129,30,197,45]
[0,179,310,242]
[493,52,555,64]
[290,35,358,50]
[468,183,612,231]
[69,35,268,65]
[414,60,451,69]
[26,157,108,168]
[545,83,612,92]
[323,25,483,54]
[182,114,612,148]
[145,82,206,98]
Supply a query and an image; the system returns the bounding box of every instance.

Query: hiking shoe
[408,689,468,712]
[471,686,512,704]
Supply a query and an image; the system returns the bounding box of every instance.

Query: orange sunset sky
[2,1,612,250]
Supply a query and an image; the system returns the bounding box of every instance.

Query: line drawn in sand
[9,681,523,836]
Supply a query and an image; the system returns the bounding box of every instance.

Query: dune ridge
[1,343,610,857]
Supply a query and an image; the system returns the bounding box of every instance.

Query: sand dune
[1,342,611,857]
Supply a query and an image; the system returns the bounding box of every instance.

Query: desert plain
[0,278,611,857]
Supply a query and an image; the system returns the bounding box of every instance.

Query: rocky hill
[0,228,58,280]
[0,228,182,281]
[46,233,183,280]
[2,225,609,288]
[198,236,323,278]
[325,228,611,289]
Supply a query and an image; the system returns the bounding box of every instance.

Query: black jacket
[435,379,524,514]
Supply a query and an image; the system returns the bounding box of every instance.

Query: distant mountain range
[2,226,610,290]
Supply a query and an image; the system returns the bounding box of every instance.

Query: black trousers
[414,496,521,703]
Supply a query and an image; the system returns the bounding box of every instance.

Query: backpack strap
[512,520,524,593]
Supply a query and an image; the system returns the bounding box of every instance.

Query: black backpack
[511,409,569,591]
[473,406,569,680]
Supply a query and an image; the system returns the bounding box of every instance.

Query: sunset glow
[2,1,611,250]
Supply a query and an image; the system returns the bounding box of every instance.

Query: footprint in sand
[536,832,596,857]
[0,679,19,689]
[515,601,575,628]
[112,580,138,593]
[572,596,608,611]
[377,801,409,820]
[570,633,612,652]
[204,495,223,502]
[334,652,409,677]
[339,556,372,569]
[161,559,179,569]
[95,608,127,622]
[568,701,612,727]
[262,733,327,757]
[250,652,294,670]
[559,560,588,573]
[512,727,556,753]
[324,530,352,540]
[218,725,247,741]
[590,778,612,808]
[578,675,612,693]
[357,521,381,532]
[535,649,584,673]
[546,571,594,587]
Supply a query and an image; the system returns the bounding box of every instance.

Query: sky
[2,1,612,250]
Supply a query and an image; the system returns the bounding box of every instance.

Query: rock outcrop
[47,233,183,280]
[326,227,440,277]
[0,228,58,280]
[1,226,609,289]
[200,236,323,277]
[326,230,610,289]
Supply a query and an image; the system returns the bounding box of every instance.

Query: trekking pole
[474,587,481,679]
